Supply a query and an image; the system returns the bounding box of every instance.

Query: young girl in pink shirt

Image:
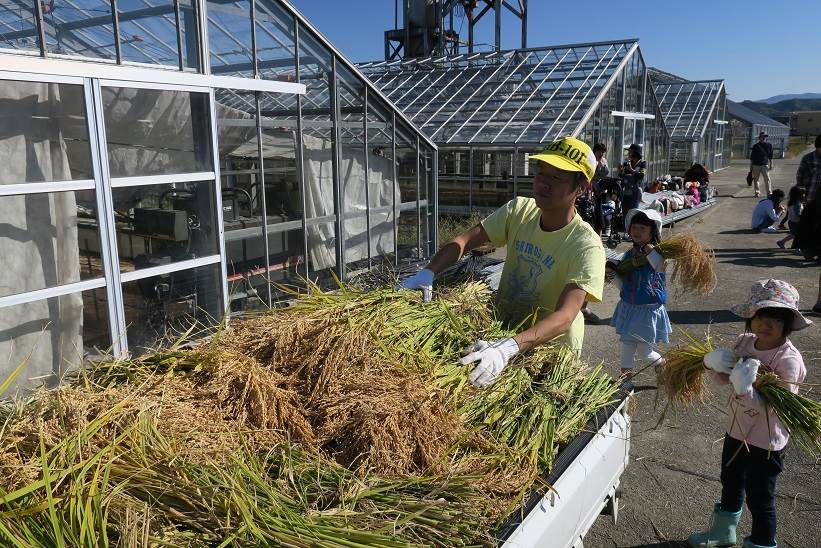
[690,279,812,548]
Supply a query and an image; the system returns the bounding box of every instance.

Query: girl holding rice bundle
[607,208,671,378]
[691,279,812,548]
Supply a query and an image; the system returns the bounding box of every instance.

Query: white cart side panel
[501,397,632,548]
[574,404,631,544]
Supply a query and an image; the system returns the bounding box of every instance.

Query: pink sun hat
[730,279,812,330]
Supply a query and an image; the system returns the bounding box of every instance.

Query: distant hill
[756,93,821,104]
[740,98,821,117]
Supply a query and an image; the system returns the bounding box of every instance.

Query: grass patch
[785,135,814,159]
[438,214,484,246]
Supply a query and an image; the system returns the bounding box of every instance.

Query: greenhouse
[0,0,437,392]
[358,39,670,215]
[648,68,729,175]
[726,99,790,160]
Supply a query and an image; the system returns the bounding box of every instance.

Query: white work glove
[396,268,434,302]
[703,348,736,375]
[729,358,760,396]
[460,338,519,388]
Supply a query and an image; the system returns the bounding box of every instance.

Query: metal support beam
[110,0,123,64]
[494,0,501,51]
[363,87,372,267]
[391,111,398,267]
[294,20,310,281]
[330,56,345,278]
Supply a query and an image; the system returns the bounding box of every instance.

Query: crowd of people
[756,134,821,266]
[397,132,820,548]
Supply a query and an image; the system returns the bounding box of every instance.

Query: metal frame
[0,0,439,375]
[0,279,107,310]
[359,40,641,147]
[110,172,217,188]
[0,53,306,94]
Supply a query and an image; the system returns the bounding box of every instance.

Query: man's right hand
[396,268,434,302]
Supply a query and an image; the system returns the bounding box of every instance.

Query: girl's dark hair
[594,142,607,153]
[629,211,660,244]
[744,307,795,337]
[787,185,805,207]
[769,188,785,205]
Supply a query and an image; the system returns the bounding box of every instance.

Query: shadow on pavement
[716,229,756,235]
[622,542,689,548]
[666,309,738,324]
[712,247,789,254]
[718,256,809,268]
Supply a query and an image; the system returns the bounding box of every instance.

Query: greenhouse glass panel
[336,63,369,270]
[0,1,39,53]
[110,180,220,274]
[102,86,213,177]
[122,262,221,355]
[207,0,253,77]
[0,79,92,183]
[255,0,296,82]
[217,90,270,309]
[118,0,180,67]
[365,96,396,263]
[0,289,111,396]
[0,189,103,298]
[39,0,117,60]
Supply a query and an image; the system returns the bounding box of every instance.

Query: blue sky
[288,0,820,102]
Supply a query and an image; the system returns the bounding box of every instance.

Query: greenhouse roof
[0,0,436,149]
[727,100,789,128]
[356,39,641,147]
[649,68,725,141]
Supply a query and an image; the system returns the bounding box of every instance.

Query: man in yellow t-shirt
[399,136,605,388]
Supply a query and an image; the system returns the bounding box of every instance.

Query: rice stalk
[657,330,714,408]
[756,373,821,456]
[615,233,717,295]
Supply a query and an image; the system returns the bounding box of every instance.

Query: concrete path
[583,156,821,548]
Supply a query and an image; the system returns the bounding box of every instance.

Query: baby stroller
[596,177,624,249]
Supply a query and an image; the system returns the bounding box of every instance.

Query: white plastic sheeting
[298,135,398,270]
[0,81,83,395]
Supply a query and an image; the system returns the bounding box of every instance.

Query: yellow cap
[530,137,596,182]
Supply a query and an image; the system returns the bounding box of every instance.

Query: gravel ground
[581,157,821,548]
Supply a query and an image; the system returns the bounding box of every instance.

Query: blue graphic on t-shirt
[510,255,544,300]
[514,239,555,269]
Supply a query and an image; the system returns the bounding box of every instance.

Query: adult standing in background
[795,134,821,313]
[619,144,646,239]
[750,131,773,198]
[580,142,610,324]
[795,133,820,203]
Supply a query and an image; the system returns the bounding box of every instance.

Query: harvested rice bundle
[312,367,463,477]
[213,313,464,477]
[657,332,715,407]
[461,346,618,470]
[755,373,821,456]
[614,232,716,295]
[0,411,493,547]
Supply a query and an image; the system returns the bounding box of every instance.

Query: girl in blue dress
[608,208,672,377]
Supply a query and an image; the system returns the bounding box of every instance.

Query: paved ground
[582,156,821,548]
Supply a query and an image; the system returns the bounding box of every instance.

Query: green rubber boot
[688,503,743,547]
[742,537,776,548]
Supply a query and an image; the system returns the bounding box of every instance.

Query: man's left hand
[460,338,519,388]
